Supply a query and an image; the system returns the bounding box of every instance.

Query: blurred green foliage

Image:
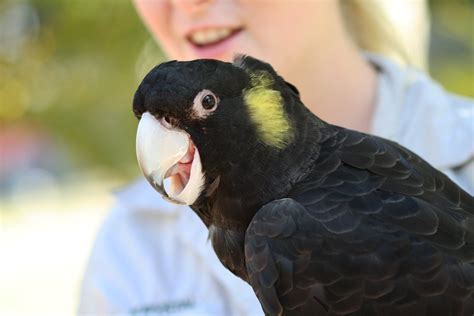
[429,0,474,97]
[1,0,472,180]
[1,0,165,178]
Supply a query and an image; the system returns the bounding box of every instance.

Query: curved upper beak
[136,112,189,205]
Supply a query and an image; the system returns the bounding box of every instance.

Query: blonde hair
[341,0,430,70]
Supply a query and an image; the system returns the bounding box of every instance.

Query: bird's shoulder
[299,125,473,218]
[290,125,473,258]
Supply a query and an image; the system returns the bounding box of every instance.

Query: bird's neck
[207,110,327,231]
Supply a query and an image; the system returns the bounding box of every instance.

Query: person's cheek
[133,0,181,57]
[134,0,168,30]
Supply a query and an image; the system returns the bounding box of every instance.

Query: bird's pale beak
[136,112,203,205]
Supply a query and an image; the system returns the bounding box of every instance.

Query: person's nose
[170,0,215,16]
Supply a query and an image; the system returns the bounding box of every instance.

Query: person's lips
[185,26,244,59]
[187,27,243,47]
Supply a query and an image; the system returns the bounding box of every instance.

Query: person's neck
[291,41,378,133]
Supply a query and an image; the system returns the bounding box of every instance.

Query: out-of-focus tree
[429,0,473,96]
[1,0,165,180]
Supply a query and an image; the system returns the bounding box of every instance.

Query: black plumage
[133,55,474,315]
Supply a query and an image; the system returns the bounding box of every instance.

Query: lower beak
[136,112,192,205]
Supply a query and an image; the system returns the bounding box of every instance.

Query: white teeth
[190,28,233,46]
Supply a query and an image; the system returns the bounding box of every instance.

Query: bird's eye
[192,89,218,118]
[202,94,216,110]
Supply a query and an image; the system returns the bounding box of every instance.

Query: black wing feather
[244,127,474,315]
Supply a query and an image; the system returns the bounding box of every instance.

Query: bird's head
[134,55,310,206]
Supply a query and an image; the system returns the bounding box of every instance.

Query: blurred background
[0,0,472,315]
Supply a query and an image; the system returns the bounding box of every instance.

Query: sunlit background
[1,0,473,315]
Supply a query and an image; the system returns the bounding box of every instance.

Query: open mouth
[136,112,204,205]
[187,27,243,48]
[165,138,196,197]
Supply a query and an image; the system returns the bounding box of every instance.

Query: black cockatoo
[133,55,474,315]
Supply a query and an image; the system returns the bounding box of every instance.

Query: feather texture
[245,127,474,315]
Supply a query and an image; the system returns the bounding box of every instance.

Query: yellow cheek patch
[243,71,293,149]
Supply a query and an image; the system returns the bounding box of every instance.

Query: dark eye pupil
[202,94,216,110]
